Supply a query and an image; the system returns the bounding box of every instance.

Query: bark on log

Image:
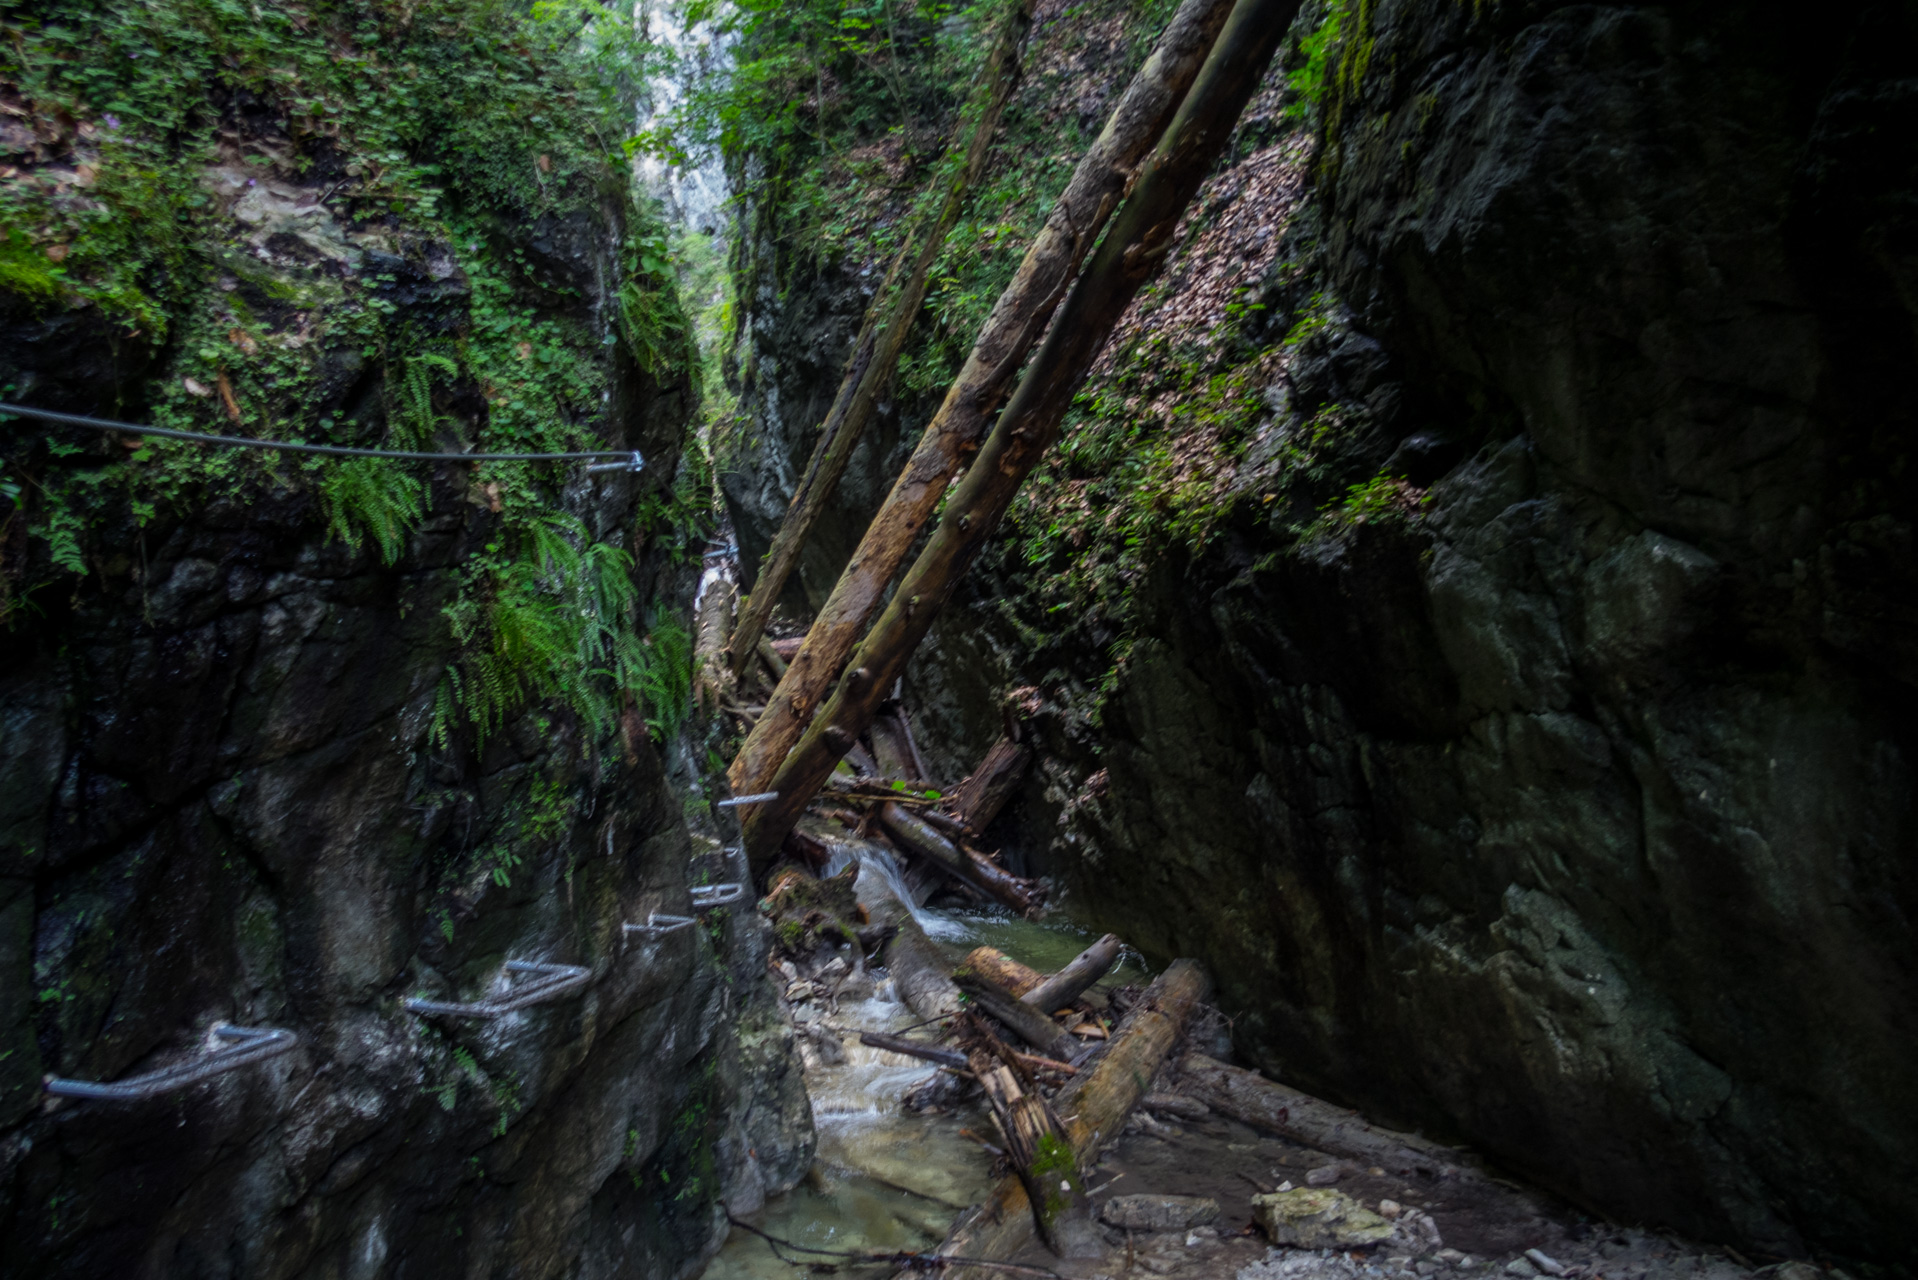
[877,802,1042,915]
[726,0,1034,676]
[904,959,1210,1280]
[692,573,736,712]
[729,0,1238,798]
[973,1054,1101,1257]
[860,1031,968,1070]
[739,0,1296,869]
[963,946,1044,998]
[1022,933,1122,1013]
[1176,1053,1472,1178]
[953,966,1077,1062]
[947,736,1032,834]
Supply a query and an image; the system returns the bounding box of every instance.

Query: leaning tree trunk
[739,0,1297,870]
[727,0,1238,796]
[726,0,1034,678]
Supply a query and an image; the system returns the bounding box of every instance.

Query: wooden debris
[1021,933,1122,1013]
[914,959,1212,1280]
[948,735,1032,834]
[1176,1053,1474,1180]
[963,946,1044,998]
[878,802,1043,915]
[693,573,737,711]
[861,1031,969,1071]
[953,965,1077,1062]
[972,1049,1101,1257]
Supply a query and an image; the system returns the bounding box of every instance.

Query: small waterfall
[853,844,970,942]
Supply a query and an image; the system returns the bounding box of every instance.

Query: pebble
[1506,1260,1537,1278]
[1100,1193,1220,1232]
[1379,1199,1404,1218]
[1526,1251,1568,1277]
[1306,1164,1345,1186]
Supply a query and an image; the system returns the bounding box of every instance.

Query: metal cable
[44,1023,298,1101]
[0,401,644,471]
[404,959,591,1020]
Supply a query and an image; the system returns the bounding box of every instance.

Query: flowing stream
[700,893,1150,1280]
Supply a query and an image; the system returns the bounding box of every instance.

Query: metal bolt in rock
[404,960,591,1020]
[45,1023,298,1102]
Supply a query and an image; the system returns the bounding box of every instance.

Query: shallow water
[700,901,1150,1278]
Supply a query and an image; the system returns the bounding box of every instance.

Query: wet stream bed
[702,897,1765,1280]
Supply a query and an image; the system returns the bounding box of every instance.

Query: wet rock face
[1052,0,1917,1264]
[0,212,810,1280]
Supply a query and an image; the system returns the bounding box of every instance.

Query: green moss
[1028,1130,1081,1224]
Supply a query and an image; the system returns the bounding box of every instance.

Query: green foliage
[1284,2,1346,121]
[433,513,693,750]
[321,457,426,565]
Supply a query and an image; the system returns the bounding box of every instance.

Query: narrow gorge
[0,1,1911,1278]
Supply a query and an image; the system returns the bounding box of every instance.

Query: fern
[320,457,425,564]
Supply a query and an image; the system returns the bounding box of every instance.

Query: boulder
[1100,1194,1222,1232]
[1252,1189,1394,1249]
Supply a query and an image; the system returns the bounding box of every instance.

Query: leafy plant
[320,458,426,565]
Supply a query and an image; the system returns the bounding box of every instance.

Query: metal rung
[690,883,748,908]
[716,792,778,808]
[404,960,590,1020]
[585,450,645,474]
[623,912,697,940]
[45,1023,298,1101]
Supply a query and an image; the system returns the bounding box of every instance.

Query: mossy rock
[1251,1188,1393,1248]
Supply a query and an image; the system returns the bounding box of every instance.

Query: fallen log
[878,801,1042,915]
[728,0,1240,801]
[963,946,1044,998]
[972,1051,1100,1257]
[1021,934,1122,1014]
[907,959,1210,1280]
[1176,1053,1470,1178]
[953,966,1076,1063]
[738,0,1297,869]
[870,710,923,782]
[853,844,963,1022]
[947,735,1032,834]
[692,573,737,712]
[861,1031,968,1071]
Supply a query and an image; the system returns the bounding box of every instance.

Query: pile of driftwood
[698,575,1047,918]
[759,859,1212,1278]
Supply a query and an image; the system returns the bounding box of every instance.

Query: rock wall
[719,0,1916,1265]
[0,33,812,1274]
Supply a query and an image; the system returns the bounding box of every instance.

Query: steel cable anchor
[44,1023,298,1102]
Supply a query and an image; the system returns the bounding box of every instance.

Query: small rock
[1100,1194,1220,1233]
[1772,1265,1821,1280]
[1525,1251,1566,1277]
[1391,1209,1444,1258]
[1437,1252,1465,1264]
[1505,1260,1537,1278]
[818,955,850,982]
[1306,1164,1344,1187]
[784,979,812,1002]
[1275,1180,1295,1192]
[1379,1199,1404,1219]
[1252,1189,1395,1249]
[777,960,800,982]
[1416,1263,1439,1277]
